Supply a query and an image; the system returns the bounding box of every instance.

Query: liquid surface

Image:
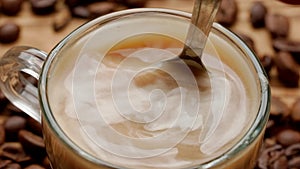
[48,33,258,169]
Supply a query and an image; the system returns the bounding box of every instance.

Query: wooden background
[0,0,300,106]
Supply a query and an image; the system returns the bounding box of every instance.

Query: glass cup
[0,8,270,169]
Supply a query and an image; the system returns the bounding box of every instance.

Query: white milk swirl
[47,33,257,169]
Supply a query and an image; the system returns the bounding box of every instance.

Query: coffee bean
[24,164,45,169]
[274,51,299,87]
[276,129,300,147]
[0,142,30,162]
[4,116,27,133]
[18,130,46,158]
[53,7,72,32]
[87,2,116,19]
[291,98,300,122]
[4,116,26,141]
[270,96,290,118]
[216,0,238,26]
[0,22,20,44]
[272,156,288,169]
[285,143,300,156]
[29,0,57,15]
[265,13,289,38]
[273,39,300,53]
[288,156,300,168]
[273,38,300,63]
[250,1,267,28]
[71,5,91,18]
[0,0,23,16]
[0,159,12,168]
[4,163,22,169]
[0,124,5,145]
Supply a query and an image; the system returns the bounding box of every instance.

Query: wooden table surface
[0,0,300,106]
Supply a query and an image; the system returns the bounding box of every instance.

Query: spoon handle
[182,0,221,58]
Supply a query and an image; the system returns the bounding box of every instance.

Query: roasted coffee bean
[53,7,72,32]
[291,98,300,122]
[288,156,300,168]
[29,0,57,15]
[18,130,46,158]
[4,116,26,141]
[4,163,22,169]
[270,96,290,118]
[285,143,300,156]
[0,124,5,145]
[0,142,30,162]
[0,22,20,44]
[4,116,27,133]
[273,39,300,53]
[24,164,46,169]
[250,1,267,28]
[216,0,238,26]
[260,55,274,77]
[276,129,300,147]
[0,0,23,16]
[0,159,12,168]
[87,2,116,19]
[273,38,300,63]
[272,156,288,169]
[71,5,91,18]
[274,51,299,87]
[265,13,289,38]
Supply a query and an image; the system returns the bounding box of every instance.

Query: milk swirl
[47,32,257,168]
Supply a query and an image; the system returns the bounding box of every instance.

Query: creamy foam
[47,31,259,169]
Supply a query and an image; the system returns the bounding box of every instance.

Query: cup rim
[39,8,270,169]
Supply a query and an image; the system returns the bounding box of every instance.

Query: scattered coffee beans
[0,22,20,44]
[0,94,50,168]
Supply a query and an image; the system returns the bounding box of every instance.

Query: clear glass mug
[0,8,270,169]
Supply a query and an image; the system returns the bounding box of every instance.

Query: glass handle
[0,46,47,123]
